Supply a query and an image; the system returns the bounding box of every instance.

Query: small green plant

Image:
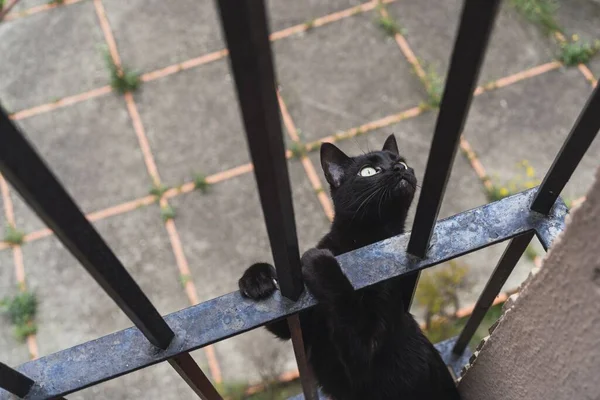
[486,160,540,202]
[422,65,444,108]
[161,204,176,222]
[376,14,400,37]
[525,245,538,261]
[288,141,307,159]
[179,274,192,287]
[314,187,325,194]
[509,0,561,35]
[48,0,65,5]
[0,291,38,342]
[104,52,140,94]
[304,19,315,31]
[415,261,470,330]
[149,183,168,198]
[193,173,211,193]
[4,225,24,246]
[0,0,5,10]
[558,36,600,66]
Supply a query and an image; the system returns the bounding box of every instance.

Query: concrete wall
[458,169,600,400]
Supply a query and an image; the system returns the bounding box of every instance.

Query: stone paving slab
[387,0,555,84]
[306,112,535,314]
[0,248,31,367]
[464,67,599,202]
[274,10,426,143]
[103,0,225,74]
[169,160,329,382]
[267,0,362,32]
[135,59,250,187]
[12,93,150,234]
[0,1,108,111]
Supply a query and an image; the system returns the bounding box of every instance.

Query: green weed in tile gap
[485,160,540,202]
[48,0,65,5]
[0,291,38,342]
[4,225,24,246]
[304,19,315,31]
[558,35,600,66]
[376,13,401,37]
[104,51,141,94]
[524,244,538,262]
[415,261,471,340]
[161,204,176,222]
[509,0,561,35]
[0,0,5,9]
[193,173,211,194]
[314,187,325,194]
[149,183,169,198]
[179,274,192,287]
[421,64,444,109]
[288,141,307,159]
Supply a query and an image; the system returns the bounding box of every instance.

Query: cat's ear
[320,143,350,188]
[382,134,399,156]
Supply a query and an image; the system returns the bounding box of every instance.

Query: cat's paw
[301,248,353,300]
[239,263,279,300]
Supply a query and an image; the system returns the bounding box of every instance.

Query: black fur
[238,134,460,400]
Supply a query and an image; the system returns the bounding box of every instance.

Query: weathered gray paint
[458,168,600,400]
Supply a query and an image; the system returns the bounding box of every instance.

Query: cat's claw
[239,263,278,300]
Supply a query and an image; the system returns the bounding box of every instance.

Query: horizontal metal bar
[407,0,501,258]
[0,108,175,350]
[531,84,600,214]
[167,354,223,400]
[0,189,567,399]
[215,0,303,301]
[452,232,534,355]
[0,362,34,398]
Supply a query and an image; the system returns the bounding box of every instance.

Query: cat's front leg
[238,263,291,340]
[301,248,354,306]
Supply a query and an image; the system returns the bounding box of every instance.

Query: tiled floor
[0,0,599,398]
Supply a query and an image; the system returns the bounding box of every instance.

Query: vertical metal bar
[287,315,318,400]
[452,232,534,355]
[404,0,501,310]
[0,362,34,398]
[0,108,174,349]
[214,1,318,399]
[214,0,302,300]
[531,85,600,214]
[168,354,223,400]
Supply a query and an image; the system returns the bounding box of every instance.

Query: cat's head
[320,134,417,224]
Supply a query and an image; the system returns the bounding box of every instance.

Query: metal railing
[0,0,598,398]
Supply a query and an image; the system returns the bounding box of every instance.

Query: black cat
[239,134,460,400]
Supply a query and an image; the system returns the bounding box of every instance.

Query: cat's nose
[393,163,406,172]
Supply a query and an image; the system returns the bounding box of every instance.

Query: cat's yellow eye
[359,166,380,177]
